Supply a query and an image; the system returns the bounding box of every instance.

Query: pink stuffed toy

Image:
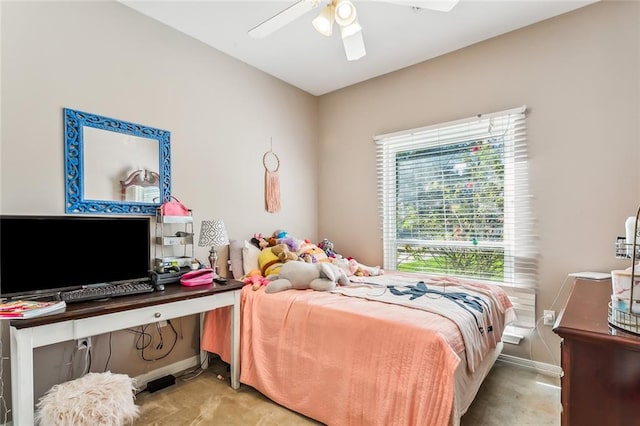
[332,257,383,277]
[243,269,270,290]
[348,257,383,276]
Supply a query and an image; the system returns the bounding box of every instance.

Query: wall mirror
[64,108,171,215]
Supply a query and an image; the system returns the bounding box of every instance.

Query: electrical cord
[155,322,165,350]
[64,338,93,381]
[529,274,573,367]
[127,326,153,350]
[0,337,10,425]
[103,332,113,372]
[530,316,557,366]
[177,366,205,382]
[127,320,178,362]
[548,274,573,313]
[83,346,92,375]
[65,344,76,381]
[176,353,211,382]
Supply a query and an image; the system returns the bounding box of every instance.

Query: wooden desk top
[10,279,244,329]
[553,278,640,348]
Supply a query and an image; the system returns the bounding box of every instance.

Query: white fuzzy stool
[35,372,140,426]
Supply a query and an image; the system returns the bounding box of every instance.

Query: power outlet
[543,310,556,326]
[76,337,91,350]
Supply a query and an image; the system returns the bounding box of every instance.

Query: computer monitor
[0,215,151,298]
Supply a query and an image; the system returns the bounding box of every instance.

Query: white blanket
[332,274,513,372]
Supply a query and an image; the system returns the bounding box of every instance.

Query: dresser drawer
[74,291,236,338]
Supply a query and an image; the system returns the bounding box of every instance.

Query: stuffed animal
[280,236,300,253]
[274,229,288,239]
[332,256,384,277]
[299,245,329,263]
[243,269,270,291]
[251,233,270,250]
[271,243,299,263]
[318,238,336,258]
[265,261,349,294]
[258,248,283,277]
[349,258,383,276]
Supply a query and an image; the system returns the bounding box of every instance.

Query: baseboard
[497,353,562,378]
[133,355,200,392]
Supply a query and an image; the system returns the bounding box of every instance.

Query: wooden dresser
[553,278,640,426]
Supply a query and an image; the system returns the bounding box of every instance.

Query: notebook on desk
[0,300,66,318]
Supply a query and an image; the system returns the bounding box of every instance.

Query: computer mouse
[155,284,165,291]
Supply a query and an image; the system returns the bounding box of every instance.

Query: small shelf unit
[154,209,195,271]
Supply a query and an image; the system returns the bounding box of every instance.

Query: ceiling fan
[248,0,459,61]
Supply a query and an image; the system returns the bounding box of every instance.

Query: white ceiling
[120,0,598,96]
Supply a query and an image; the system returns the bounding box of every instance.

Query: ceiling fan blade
[369,0,459,12]
[342,30,366,61]
[249,0,326,39]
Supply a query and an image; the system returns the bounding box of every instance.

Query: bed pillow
[229,239,244,279]
[242,240,261,275]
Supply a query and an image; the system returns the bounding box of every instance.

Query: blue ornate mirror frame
[64,108,171,215]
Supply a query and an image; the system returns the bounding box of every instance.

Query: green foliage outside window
[394,137,506,281]
[397,245,504,281]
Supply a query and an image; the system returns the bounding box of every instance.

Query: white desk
[9,282,242,426]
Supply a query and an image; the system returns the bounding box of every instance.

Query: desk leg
[230,290,240,390]
[199,312,209,370]
[10,326,34,426]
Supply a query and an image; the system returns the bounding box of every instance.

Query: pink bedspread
[202,275,511,425]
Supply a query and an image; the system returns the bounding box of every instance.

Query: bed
[202,263,514,426]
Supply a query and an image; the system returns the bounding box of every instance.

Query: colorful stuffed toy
[271,243,299,262]
[299,245,329,263]
[318,238,336,258]
[265,261,349,293]
[251,233,270,250]
[243,269,270,291]
[280,236,300,253]
[332,256,384,277]
[258,248,283,277]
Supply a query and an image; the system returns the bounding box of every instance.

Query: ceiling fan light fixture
[334,0,356,27]
[342,29,366,61]
[339,19,362,39]
[312,4,335,37]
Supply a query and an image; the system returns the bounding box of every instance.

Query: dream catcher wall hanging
[263,141,281,213]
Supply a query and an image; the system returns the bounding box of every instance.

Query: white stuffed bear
[265,261,349,294]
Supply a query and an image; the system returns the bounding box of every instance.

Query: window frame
[375,105,534,287]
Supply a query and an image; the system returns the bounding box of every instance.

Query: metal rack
[153,209,195,272]
[609,205,640,334]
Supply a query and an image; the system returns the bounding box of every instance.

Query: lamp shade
[312,4,334,37]
[198,219,229,248]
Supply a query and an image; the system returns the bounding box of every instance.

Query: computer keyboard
[59,282,155,303]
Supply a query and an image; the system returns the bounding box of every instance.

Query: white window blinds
[375,106,536,325]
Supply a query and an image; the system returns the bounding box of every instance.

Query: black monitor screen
[0,215,151,298]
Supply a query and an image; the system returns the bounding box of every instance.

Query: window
[375,106,536,326]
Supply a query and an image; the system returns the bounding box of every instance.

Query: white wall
[1,0,318,406]
[318,0,640,362]
[1,1,319,241]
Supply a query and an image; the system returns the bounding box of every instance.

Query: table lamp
[198,219,229,278]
